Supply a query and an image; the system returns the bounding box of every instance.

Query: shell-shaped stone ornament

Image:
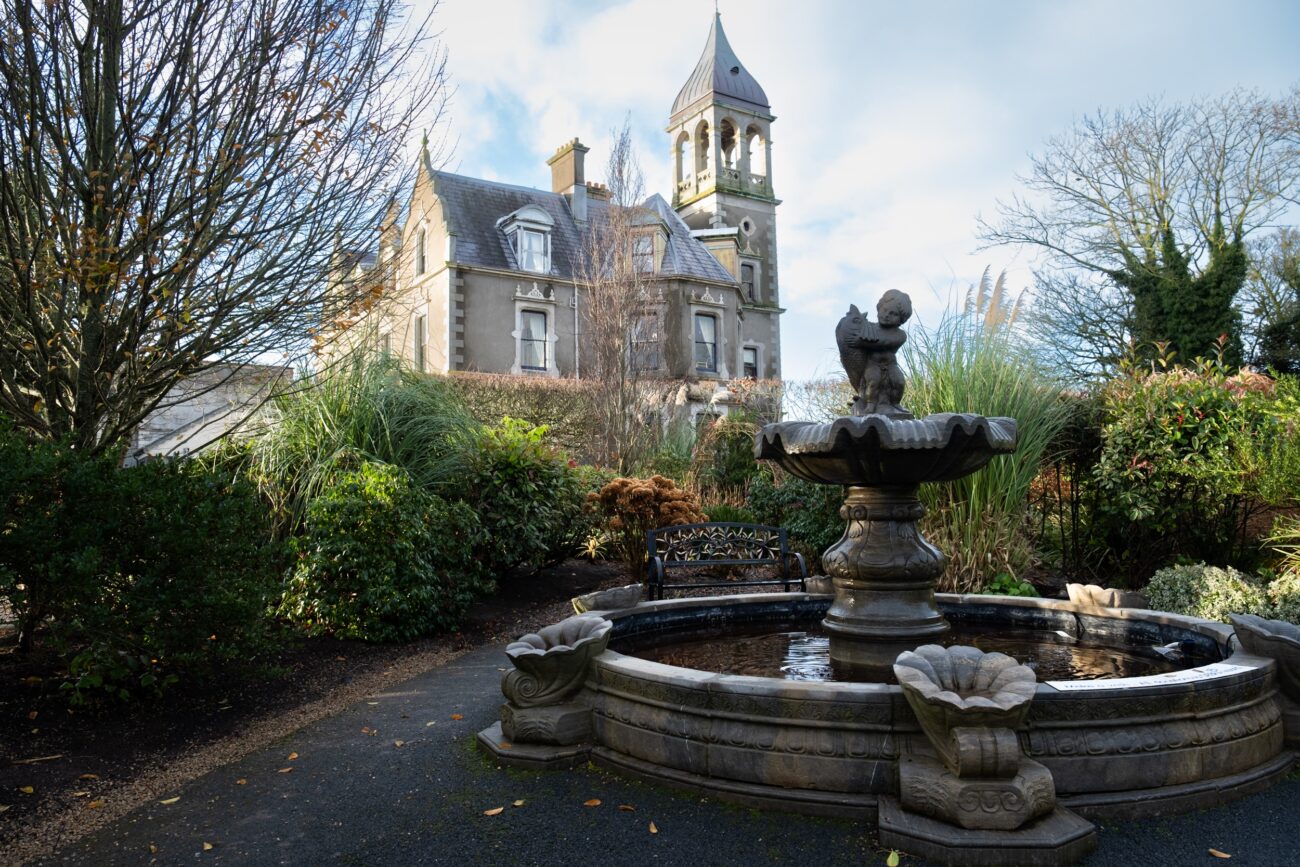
[502,614,612,708]
[894,645,1038,772]
[1230,613,1300,702]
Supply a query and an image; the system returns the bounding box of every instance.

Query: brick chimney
[547,138,589,222]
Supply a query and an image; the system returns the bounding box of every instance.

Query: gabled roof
[671,14,769,118]
[428,171,737,286]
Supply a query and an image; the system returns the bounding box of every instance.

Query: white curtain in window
[521,310,547,370]
[694,314,716,371]
[519,230,547,272]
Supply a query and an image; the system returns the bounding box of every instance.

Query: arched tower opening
[720,119,738,170]
[695,120,711,175]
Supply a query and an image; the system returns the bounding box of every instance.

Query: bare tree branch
[0,0,449,453]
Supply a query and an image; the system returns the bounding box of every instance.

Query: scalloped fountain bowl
[755,412,1018,487]
[561,592,1291,821]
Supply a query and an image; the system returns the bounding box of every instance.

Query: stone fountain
[755,291,1016,669]
[479,290,1292,866]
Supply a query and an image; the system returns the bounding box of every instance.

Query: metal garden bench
[646,521,808,601]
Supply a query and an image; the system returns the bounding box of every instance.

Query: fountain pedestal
[821,484,949,666]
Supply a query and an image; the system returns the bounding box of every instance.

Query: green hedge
[279,462,487,642]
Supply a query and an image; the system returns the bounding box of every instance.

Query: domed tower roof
[671,14,769,119]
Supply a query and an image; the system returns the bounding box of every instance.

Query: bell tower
[668,13,780,309]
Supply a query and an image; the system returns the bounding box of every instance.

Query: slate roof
[429,170,736,286]
[671,14,770,117]
[641,193,734,283]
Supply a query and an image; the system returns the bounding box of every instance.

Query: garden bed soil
[0,558,628,865]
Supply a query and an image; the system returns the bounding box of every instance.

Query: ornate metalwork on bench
[646,521,808,600]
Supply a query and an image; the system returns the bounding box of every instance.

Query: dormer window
[633,235,654,273]
[518,229,548,273]
[497,204,555,275]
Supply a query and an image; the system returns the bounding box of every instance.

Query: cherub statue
[835,289,913,417]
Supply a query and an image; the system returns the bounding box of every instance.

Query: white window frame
[517,228,550,274]
[633,234,654,274]
[632,310,661,371]
[511,291,560,377]
[412,311,427,372]
[693,312,718,374]
[519,309,548,371]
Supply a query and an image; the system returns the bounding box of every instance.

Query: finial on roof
[420,129,429,159]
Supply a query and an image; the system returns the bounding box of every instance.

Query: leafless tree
[980,88,1300,376]
[0,0,449,453]
[1241,227,1300,371]
[577,119,662,473]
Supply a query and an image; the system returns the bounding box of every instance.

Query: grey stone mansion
[323,14,785,400]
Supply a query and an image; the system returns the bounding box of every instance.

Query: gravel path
[24,639,1300,867]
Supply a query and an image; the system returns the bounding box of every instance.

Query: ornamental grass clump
[591,476,707,579]
[902,282,1071,592]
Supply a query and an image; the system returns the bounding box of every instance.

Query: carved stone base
[899,750,1055,831]
[1282,698,1300,749]
[879,796,1097,867]
[477,722,590,770]
[501,701,591,746]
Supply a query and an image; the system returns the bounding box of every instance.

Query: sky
[412,0,1300,381]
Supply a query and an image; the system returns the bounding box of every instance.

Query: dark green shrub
[980,573,1039,598]
[745,472,842,565]
[700,503,756,524]
[690,413,761,499]
[459,417,592,577]
[280,461,486,642]
[1091,360,1299,582]
[0,426,285,702]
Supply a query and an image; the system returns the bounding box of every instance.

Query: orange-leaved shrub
[590,476,707,579]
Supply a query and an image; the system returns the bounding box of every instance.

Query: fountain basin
[575,593,1289,820]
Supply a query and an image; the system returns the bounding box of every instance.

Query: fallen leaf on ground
[583,799,602,807]
[21,676,41,686]
[87,800,105,809]
[450,713,463,720]
[498,742,512,749]
[235,779,247,786]
[618,804,636,812]
[159,797,180,805]
[149,844,158,854]
[286,752,298,761]
[0,805,10,814]
[1209,850,1232,860]
[336,656,346,661]
[512,800,525,807]
[27,711,38,720]
[18,786,34,795]
[393,740,405,748]
[887,851,900,867]
[78,774,98,781]
[277,767,293,774]
[425,722,436,727]
[72,792,89,797]
[649,821,658,834]
[483,806,504,816]
[202,842,214,851]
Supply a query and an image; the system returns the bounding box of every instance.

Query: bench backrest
[647,522,789,567]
